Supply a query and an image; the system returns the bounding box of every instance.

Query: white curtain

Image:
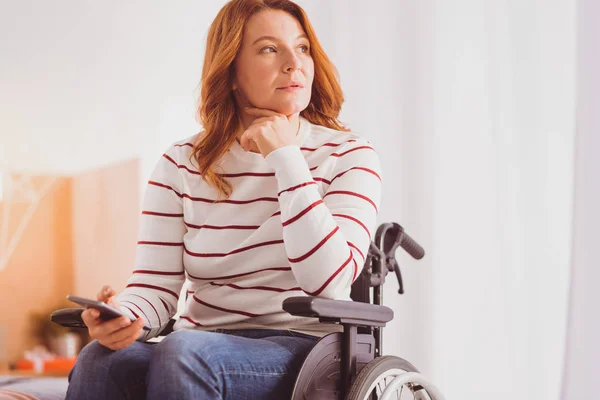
[561,0,600,399]
[300,1,576,399]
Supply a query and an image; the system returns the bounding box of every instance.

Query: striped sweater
[116,117,382,340]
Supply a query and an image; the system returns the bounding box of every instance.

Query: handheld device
[66,295,151,331]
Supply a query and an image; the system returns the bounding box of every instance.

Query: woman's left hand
[240,108,300,158]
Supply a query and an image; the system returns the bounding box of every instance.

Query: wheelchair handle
[371,223,425,294]
[397,228,425,260]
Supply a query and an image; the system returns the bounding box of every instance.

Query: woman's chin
[267,102,308,117]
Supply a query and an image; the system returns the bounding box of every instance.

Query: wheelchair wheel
[346,355,429,400]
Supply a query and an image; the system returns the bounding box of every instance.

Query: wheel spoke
[368,373,408,400]
[352,358,423,400]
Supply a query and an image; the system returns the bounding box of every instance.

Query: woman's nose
[283,53,302,73]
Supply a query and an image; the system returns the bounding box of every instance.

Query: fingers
[241,116,280,151]
[239,129,253,151]
[92,316,134,339]
[238,108,298,155]
[102,318,146,346]
[101,333,138,351]
[81,309,130,339]
[287,111,300,121]
[249,116,276,126]
[244,107,300,121]
[80,307,101,328]
[97,285,116,302]
[99,318,145,350]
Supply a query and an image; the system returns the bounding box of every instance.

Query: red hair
[192,0,348,200]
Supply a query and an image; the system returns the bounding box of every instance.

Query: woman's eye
[260,45,309,54]
[261,46,276,53]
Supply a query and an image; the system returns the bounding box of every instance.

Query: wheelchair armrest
[50,308,87,328]
[282,296,393,327]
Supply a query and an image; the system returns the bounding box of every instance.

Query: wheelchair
[52,222,445,399]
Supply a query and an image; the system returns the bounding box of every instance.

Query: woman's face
[233,9,314,116]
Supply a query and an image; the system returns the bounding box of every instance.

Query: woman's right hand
[80,285,147,350]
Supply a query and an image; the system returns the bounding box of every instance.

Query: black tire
[346,356,419,400]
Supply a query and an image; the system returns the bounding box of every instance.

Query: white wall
[0,0,228,190]
[1,1,151,174]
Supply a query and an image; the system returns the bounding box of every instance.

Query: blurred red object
[14,356,76,373]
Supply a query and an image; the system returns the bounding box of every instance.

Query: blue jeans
[66,329,319,400]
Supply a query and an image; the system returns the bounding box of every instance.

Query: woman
[66,0,381,398]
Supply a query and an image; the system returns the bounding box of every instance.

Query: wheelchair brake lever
[392,259,404,294]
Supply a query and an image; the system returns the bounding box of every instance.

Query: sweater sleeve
[116,144,187,341]
[265,141,382,299]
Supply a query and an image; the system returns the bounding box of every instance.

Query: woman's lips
[277,86,303,92]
